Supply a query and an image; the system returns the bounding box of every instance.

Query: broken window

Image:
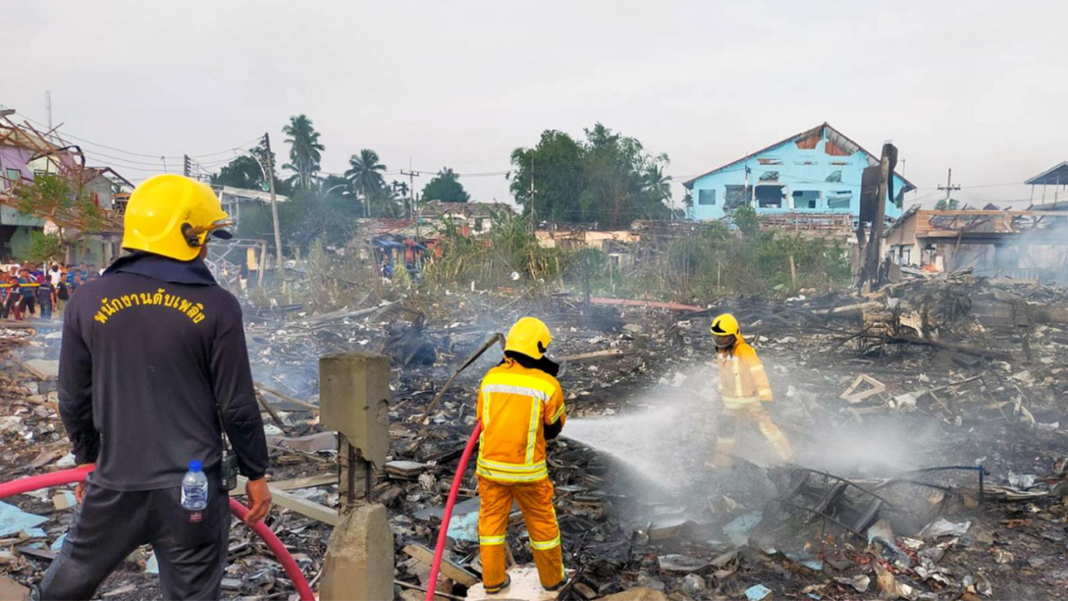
[759,171,779,182]
[756,185,784,208]
[829,161,849,166]
[698,189,716,206]
[724,185,751,209]
[474,217,484,232]
[825,141,850,156]
[758,158,782,165]
[792,190,820,209]
[826,170,842,183]
[827,190,853,210]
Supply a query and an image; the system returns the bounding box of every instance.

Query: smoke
[560,356,953,514]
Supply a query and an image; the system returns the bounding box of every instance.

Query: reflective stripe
[482,389,492,427]
[723,395,760,410]
[476,465,549,482]
[482,373,557,398]
[477,458,547,473]
[749,364,766,374]
[551,405,566,422]
[480,535,507,546]
[482,383,549,401]
[525,393,541,464]
[530,535,561,551]
[731,356,743,398]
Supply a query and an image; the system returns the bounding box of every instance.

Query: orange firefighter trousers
[478,476,564,590]
[713,401,793,466]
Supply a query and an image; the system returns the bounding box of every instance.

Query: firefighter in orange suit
[710,313,793,467]
[477,317,567,594]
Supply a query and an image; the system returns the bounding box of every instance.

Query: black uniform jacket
[58,253,268,490]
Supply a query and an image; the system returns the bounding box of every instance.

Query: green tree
[211,155,264,190]
[421,168,470,203]
[934,198,960,210]
[732,205,760,237]
[509,123,670,227]
[282,115,325,190]
[510,130,585,222]
[344,149,387,216]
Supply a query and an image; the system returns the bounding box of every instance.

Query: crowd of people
[0,262,102,321]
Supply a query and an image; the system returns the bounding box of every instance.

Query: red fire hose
[426,422,482,601]
[0,467,314,601]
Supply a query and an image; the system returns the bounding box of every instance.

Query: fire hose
[0,467,314,601]
[425,422,482,601]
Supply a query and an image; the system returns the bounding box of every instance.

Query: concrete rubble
[1,267,1068,599]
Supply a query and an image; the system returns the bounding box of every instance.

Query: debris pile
[3,271,1068,599]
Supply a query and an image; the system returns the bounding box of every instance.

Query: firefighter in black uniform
[39,174,272,600]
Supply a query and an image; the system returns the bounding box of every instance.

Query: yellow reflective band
[525,393,541,465]
[477,458,547,473]
[530,535,561,551]
[731,357,744,398]
[482,389,492,427]
[757,388,772,396]
[483,383,548,401]
[551,405,566,422]
[749,364,766,373]
[480,535,507,546]
[483,372,557,399]
[476,466,549,483]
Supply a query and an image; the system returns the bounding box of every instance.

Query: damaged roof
[682,122,915,192]
[1024,161,1068,186]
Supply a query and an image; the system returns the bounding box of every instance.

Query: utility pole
[400,168,420,221]
[937,168,961,208]
[529,155,536,233]
[45,91,52,131]
[262,133,284,271]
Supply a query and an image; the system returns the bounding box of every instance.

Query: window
[4,168,20,190]
[724,185,751,209]
[827,190,853,210]
[756,185,785,208]
[759,171,779,181]
[792,190,820,209]
[698,189,716,206]
[757,158,782,165]
[475,217,484,232]
[825,170,842,183]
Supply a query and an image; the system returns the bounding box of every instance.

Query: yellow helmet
[710,313,740,337]
[505,317,553,360]
[122,174,232,261]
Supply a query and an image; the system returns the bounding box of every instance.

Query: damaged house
[0,119,131,262]
[884,205,1068,281]
[683,123,914,231]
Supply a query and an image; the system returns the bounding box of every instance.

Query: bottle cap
[189,460,203,472]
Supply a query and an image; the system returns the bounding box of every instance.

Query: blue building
[684,123,914,222]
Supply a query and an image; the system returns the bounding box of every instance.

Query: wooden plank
[268,473,336,491]
[233,476,339,526]
[559,349,633,363]
[403,544,480,587]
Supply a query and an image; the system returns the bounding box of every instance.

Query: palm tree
[282,115,325,190]
[644,164,672,203]
[344,149,387,217]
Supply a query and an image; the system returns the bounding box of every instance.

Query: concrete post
[319,352,394,601]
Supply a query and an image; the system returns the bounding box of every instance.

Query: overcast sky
[4,1,1067,209]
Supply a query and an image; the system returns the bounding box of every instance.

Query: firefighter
[477,317,567,594]
[710,313,792,467]
[39,174,271,600]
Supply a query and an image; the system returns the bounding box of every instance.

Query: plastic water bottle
[181,460,209,511]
